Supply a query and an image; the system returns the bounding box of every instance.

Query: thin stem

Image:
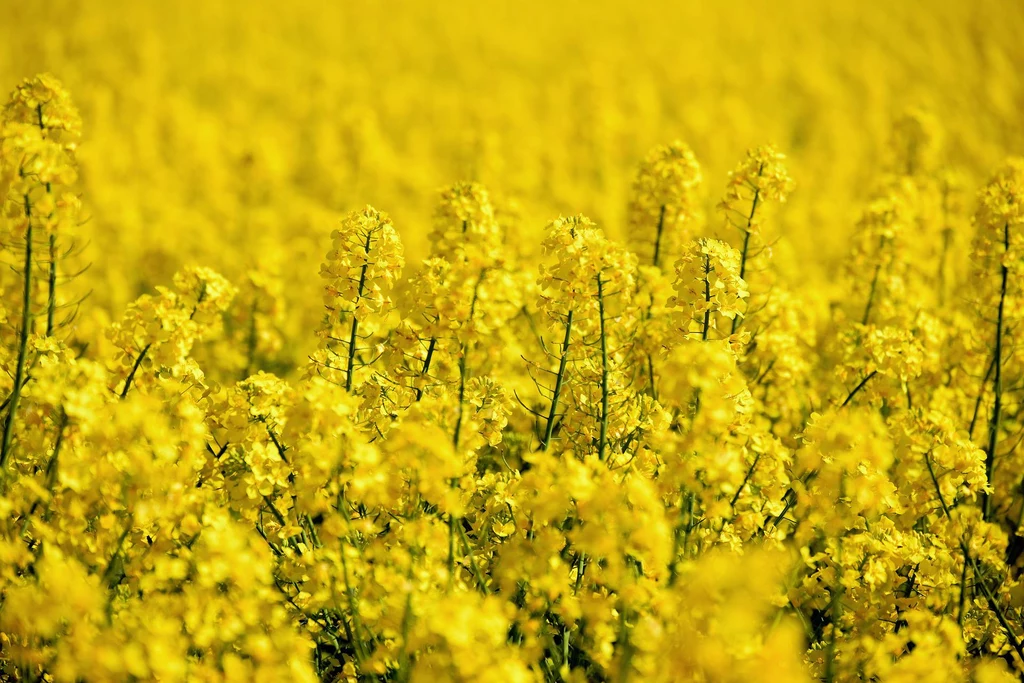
[823,540,844,683]
[345,231,374,392]
[731,232,752,338]
[730,453,762,509]
[646,353,658,401]
[616,607,635,683]
[452,343,468,449]
[924,451,950,518]
[841,370,877,408]
[447,513,456,589]
[982,221,1010,522]
[396,563,415,682]
[925,447,1021,657]
[862,264,881,326]
[453,272,485,449]
[46,234,57,337]
[597,275,610,460]
[102,516,134,586]
[862,236,886,326]
[339,536,370,665]
[957,552,969,629]
[21,410,68,536]
[1,219,35,471]
[968,353,997,438]
[732,169,762,335]
[652,204,666,269]
[541,311,573,451]
[120,343,152,399]
[970,561,1024,664]
[456,521,489,594]
[414,336,436,401]
[701,254,712,341]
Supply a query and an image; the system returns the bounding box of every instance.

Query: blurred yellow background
[2,0,1021,344]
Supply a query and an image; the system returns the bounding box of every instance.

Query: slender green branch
[982,221,1010,522]
[46,234,57,337]
[453,343,469,449]
[862,236,886,326]
[646,354,658,401]
[453,271,484,450]
[102,516,134,586]
[730,453,762,509]
[456,521,489,594]
[957,555,969,629]
[823,584,843,683]
[414,336,436,401]
[968,353,997,438]
[652,205,666,269]
[120,343,152,399]
[925,447,1022,657]
[841,370,877,408]
[1,218,35,471]
[541,311,573,451]
[596,274,610,460]
[447,512,456,590]
[701,254,712,341]
[345,230,375,392]
[732,164,763,335]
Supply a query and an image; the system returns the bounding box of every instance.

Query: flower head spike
[431,181,502,268]
[2,73,82,150]
[672,237,748,338]
[719,145,794,237]
[321,205,405,323]
[627,140,703,269]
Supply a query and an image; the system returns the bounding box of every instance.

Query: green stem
[968,353,997,438]
[957,554,969,629]
[982,221,1009,522]
[453,344,468,449]
[841,370,877,408]
[46,234,57,337]
[652,204,666,269]
[1,219,35,471]
[616,607,635,683]
[823,585,843,683]
[339,536,370,665]
[731,231,751,338]
[345,231,374,392]
[597,275,610,460]
[730,453,762,509]
[452,271,484,449]
[731,170,762,335]
[646,354,658,401]
[120,343,152,399]
[456,521,489,594]
[701,254,712,341]
[447,513,456,589]
[21,410,68,537]
[541,311,573,451]
[102,516,134,586]
[414,336,436,401]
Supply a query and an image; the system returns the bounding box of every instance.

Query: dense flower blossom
[2,11,1024,679]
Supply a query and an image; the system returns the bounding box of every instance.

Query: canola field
[2,0,1024,681]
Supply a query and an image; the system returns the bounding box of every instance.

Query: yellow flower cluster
[1,1,1024,681]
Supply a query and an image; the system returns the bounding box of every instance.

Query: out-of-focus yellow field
[4,2,1024,682]
[3,0,1021,358]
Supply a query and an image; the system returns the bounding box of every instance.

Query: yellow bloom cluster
[1,1,1024,681]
